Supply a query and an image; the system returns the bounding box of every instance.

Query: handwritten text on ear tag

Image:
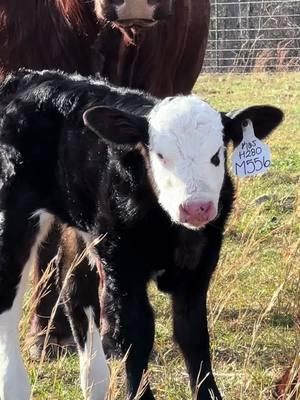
[232,119,271,177]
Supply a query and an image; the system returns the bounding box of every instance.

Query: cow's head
[94,0,174,26]
[83,96,283,230]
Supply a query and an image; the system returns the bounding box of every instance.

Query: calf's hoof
[26,333,77,361]
[127,391,155,400]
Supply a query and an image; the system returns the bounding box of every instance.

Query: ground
[21,73,300,399]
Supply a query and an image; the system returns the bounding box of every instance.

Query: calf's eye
[157,153,164,160]
[211,151,220,166]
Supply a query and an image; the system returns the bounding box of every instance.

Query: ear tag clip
[232,119,271,177]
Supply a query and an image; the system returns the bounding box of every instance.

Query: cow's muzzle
[114,0,173,23]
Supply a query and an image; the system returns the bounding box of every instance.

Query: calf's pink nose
[179,201,216,227]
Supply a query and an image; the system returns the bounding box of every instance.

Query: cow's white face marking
[148,96,225,230]
[116,0,155,21]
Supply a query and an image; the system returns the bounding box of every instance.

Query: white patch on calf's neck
[147,96,225,228]
[0,210,54,400]
[79,307,109,400]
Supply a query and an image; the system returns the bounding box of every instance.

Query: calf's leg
[28,221,74,360]
[0,208,54,400]
[58,230,109,400]
[101,274,155,400]
[172,286,222,400]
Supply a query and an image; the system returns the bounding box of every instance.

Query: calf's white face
[148,96,225,230]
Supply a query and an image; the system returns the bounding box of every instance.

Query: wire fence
[203,0,300,73]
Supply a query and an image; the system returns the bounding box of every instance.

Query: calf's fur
[0,69,283,400]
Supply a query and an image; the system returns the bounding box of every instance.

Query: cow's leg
[28,221,75,360]
[172,283,222,400]
[0,208,54,400]
[58,239,109,400]
[101,272,155,400]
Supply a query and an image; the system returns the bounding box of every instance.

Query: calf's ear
[83,106,149,146]
[223,105,284,147]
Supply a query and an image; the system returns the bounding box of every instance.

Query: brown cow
[0,0,209,97]
[0,0,210,358]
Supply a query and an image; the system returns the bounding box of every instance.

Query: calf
[0,69,283,400]
[0,0,210,354]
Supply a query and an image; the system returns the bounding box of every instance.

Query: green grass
[23,73,300,399]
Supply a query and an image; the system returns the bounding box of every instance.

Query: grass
[22,73,300,399]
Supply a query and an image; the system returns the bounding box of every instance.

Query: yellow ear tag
[232,119,271,177]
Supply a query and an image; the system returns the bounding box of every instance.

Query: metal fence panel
[203,0,300,72]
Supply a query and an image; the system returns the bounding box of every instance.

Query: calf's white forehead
[148,95,224,151]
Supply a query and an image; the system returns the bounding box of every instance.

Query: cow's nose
[114,0,156,21]
[179,201,216,227]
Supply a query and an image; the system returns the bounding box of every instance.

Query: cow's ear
[223,105,284,147]
[83,106,149,146]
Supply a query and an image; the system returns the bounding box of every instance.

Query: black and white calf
[0,69,283,400]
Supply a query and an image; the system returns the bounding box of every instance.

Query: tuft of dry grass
[20,72,300,399]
